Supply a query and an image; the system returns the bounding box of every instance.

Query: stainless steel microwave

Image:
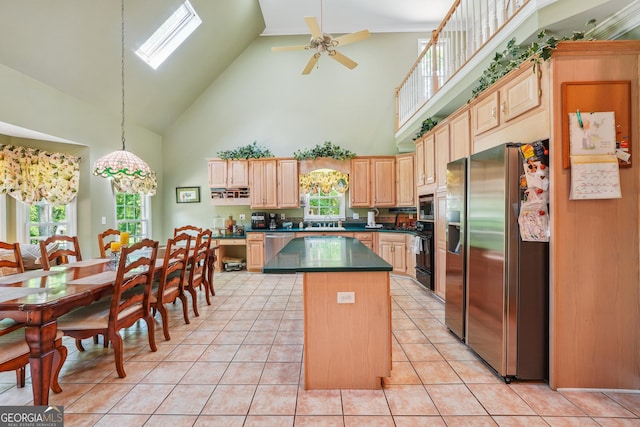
[418,195,435,221]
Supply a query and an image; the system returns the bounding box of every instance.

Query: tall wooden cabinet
[396,153,415,207]
[277,159,299,208]
[350,157,396,207]
[249,159,277,208]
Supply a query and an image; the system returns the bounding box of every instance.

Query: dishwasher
[265,233,295,263]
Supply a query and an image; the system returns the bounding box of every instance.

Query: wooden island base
[303,271,392,389]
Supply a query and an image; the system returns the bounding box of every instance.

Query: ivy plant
[293,141,356,161]
[470,26,591,100]
[217,141,274,160]
[413,117,438,141]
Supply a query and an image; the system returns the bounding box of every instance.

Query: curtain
[0,144,80,205]
[111,171,157,196]
[299,170,349,195]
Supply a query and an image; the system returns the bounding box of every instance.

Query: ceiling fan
[272,15,370,75]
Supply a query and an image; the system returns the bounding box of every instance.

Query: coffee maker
[251,212,267,229]
[268,213,278,230]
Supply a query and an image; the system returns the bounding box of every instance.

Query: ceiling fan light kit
[272,14,370,75]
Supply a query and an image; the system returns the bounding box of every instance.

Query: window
[16,199,77,244]
[135,0,202,69]
[115,193,151,242]
[303,188,346,222]
[0,195,6,241]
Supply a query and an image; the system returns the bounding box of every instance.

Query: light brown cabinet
[277,159,299,208]
[245,232,264,272]
[434,126,450,192]
[249,159,278,209]
[434,192,447,299]
[405,234,416,279]
[350,157,396,207]
[207,159,249,188]
[472,67,541,138]
[378,233,406,274]
[396,153,415,207]
[353,232,374,250]
[449,110,470,162]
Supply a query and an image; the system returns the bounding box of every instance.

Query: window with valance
[0,144,80,205]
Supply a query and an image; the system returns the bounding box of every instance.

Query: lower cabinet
[246,233,265,272]
[353,232,374,250]
[405,234,417,279]
[377,233,407,274]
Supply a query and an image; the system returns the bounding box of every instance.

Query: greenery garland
[293,141,356,161]
[470,27,591,100]
[217,141,274,160]
[413,117,438,141]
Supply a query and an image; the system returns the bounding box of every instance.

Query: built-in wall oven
[415,220,434,290]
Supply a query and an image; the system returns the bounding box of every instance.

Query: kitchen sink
[304,226,346,231]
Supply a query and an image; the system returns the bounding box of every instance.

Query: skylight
[135,0,201,70]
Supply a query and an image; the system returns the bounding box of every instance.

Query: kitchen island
[263,236,393,389]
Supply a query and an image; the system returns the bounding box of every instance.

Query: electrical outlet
[239,214,246,221]
[280,213,286,220]
[353,213,360,220]
[101,216,107,225]
[337,292,355,304]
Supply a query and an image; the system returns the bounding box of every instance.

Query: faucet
[324,215,331,227]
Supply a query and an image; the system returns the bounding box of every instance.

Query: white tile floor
[2,271,640,426]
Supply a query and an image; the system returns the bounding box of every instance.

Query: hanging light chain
[120,0,126,151]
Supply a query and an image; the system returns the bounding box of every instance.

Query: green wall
[0,64,164,257]
[161,33,423,235]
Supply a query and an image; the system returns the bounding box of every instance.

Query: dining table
[0,256,167,405]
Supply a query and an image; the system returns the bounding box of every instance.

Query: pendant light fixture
[93,0,156,194]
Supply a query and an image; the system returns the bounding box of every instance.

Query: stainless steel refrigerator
[445,157,466,341]
[466,143,548,382]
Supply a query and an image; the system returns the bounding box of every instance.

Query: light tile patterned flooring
[2,272,640,426]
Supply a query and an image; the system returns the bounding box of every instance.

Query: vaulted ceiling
[0,0,449,137]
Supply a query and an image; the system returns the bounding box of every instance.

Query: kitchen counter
[263,236,392,390]
[247,226,416,234]
[262,236,392,273]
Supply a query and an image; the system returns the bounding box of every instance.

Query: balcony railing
[395,0,529,131]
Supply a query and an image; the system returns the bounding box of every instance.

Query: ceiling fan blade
[329,50,358,70]
[304,16,322,39]
[332,29,371,47]
[302,53,321,75]
[272,45,309,52]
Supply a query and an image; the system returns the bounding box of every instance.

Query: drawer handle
[501,102,506,114]
[491,107,496,119]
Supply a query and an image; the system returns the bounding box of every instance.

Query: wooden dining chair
[150,233,192,341]
[97,229,122,258]
[184,229,212,317]
[0,319,67,393]
[173,225,202,238]
[0,241,25,276]
[57,239,159,378]
[39,235,82,270]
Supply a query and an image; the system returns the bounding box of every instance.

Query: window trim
[16,199,78,244]
[0,195,6,241]
[114,192,152,241]
[302,191,346,222]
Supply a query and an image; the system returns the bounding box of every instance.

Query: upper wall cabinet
[350,157,396,208]
[207,159,249,188]
[396,153,415,207]
[449,110,470,162]
[435,125,450,192]
[249,159,278,209]
[472,67,541,138]
[277,159,299,208]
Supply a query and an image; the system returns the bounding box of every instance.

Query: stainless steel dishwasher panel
[265,233,295,263]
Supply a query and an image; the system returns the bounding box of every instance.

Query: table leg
[25,321,57,405]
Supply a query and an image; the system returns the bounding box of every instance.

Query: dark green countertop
[262,236,392,274]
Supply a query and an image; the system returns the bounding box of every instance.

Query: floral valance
[0,144,80,205]
[299,170,349,195]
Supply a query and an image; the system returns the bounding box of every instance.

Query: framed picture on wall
[176,186,201,203]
